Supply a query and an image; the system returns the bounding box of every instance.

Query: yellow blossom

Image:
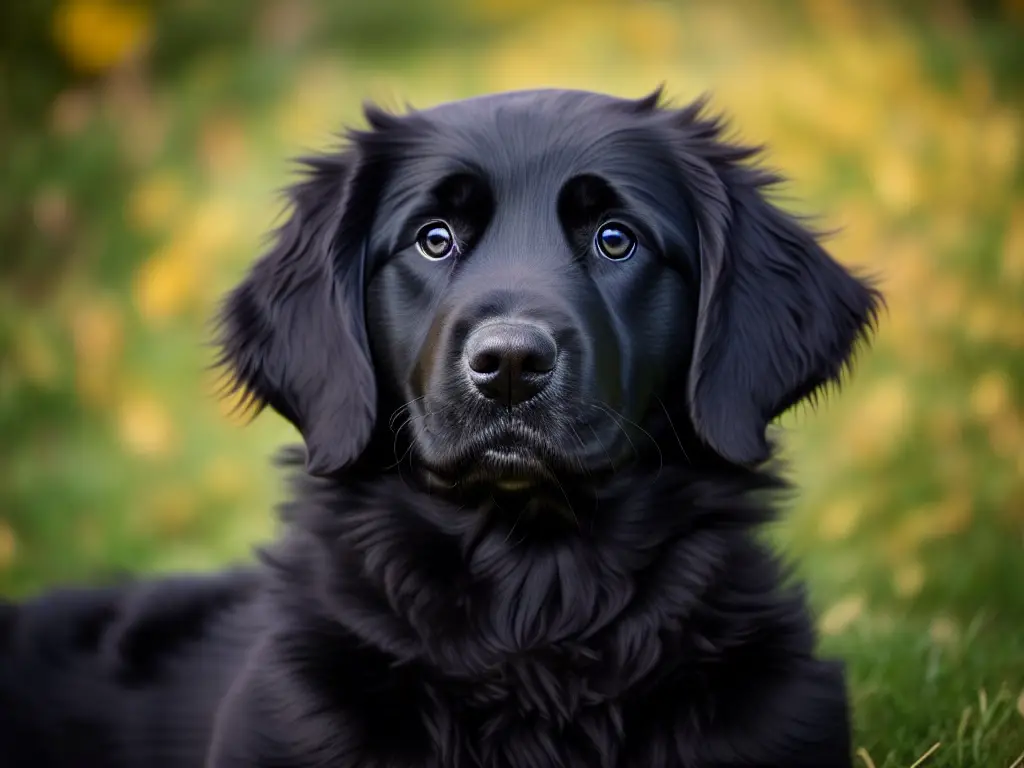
[52,0,150,76]
[871,151,921,216]
[819,498,862,542]
[134,254,196,324]
[845,377,911,462]
[118,392,176,458]
[70,297,124,407]
[820,594,866,636]
[893,561,925,598]
[969,371,1012,423]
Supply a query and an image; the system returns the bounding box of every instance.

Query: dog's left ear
[673,103,882,467]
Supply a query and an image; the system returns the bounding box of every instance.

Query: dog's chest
[417,659,690,768]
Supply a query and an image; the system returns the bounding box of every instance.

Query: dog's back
[0,570,262,768]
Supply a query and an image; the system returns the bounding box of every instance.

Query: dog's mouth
[414,410,631,497]
[418,426,573,494]
[461,448,558,491]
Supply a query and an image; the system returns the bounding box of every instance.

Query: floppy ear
[674,102,882,467]
[214,149,379,477]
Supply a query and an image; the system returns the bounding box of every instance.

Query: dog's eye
[416,221,458,261]
[594,221,636,261]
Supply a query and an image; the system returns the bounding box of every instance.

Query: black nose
[465,322,558,406]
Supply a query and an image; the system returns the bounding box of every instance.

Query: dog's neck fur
[260,448,816,730]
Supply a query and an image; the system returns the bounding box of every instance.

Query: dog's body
[0,88,879,767]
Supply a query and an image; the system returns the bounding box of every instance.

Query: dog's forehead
[414,89,663,182]
[366,89,690,256]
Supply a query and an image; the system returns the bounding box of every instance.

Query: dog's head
[216,88,880,495]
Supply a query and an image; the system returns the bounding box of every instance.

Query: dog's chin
[418,443,600,499]
[417,448,552,494]
[463,448,559,491]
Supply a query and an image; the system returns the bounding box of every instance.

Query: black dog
[0,88,880,767]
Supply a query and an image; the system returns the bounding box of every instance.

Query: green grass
[821,617,1023,767]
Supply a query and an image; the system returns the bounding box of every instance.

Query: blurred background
[0,0,1021,764]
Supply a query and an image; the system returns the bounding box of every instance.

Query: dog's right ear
[214,148,379,477]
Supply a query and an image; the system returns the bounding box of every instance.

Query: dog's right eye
[416,221,458,261]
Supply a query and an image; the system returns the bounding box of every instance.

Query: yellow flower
[969,370,1012,423]
[186,196,242,257]
[118,391,176,458]
[133,238,200,325]
[893,561,925,599]
[870,150,921,216]
[819,498,862,542]
[820,594,865,637]
[980,109,1020,182]
[53,0,150,76]
[70,297,124,407]
[845,377,911,462]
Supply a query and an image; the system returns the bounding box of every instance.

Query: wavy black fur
[0,87,880,768]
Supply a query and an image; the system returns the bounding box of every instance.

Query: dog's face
[217,88,879,497]
[365,92,697,491]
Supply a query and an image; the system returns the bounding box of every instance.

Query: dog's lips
[463,448,555,490]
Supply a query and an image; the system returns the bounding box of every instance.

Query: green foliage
[1,1,1021,765]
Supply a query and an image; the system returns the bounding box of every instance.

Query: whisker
[566,423,593,479]
[588,401,663,485]
[386,406,446,472]
[655,395,690,463]
[586,403,639,461]
[389,395,426,431]
[550,474,580,531]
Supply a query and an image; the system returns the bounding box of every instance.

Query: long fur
[0,88,880,768]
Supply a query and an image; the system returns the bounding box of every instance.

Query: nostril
[469,349,502,376]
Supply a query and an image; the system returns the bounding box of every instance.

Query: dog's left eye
[594,221,637,261]
[416,221,458,261]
